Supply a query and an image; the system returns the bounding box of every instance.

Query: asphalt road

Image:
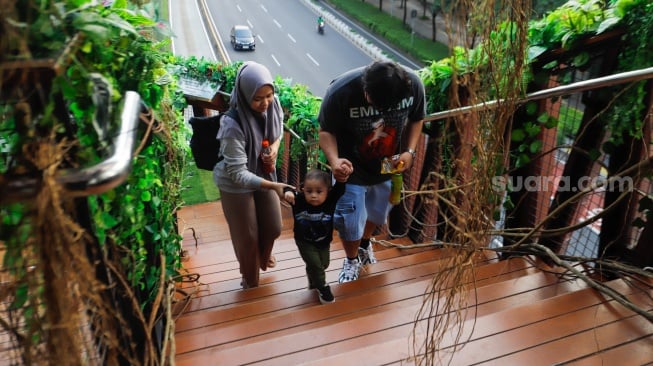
[168,0,216,60]
[168,0,417,97]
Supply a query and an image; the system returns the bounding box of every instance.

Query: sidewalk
[307,0,459,65]
[362,0,458,46]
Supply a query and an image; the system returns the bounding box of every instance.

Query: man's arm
[318,129,339,166]
[397,119,424,171]
[406,119,424,153]
[319,129,352,182]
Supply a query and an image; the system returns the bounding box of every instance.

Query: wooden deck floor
[173,201,653,366]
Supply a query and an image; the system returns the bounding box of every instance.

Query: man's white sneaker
[358,245,377,265]
[338,258,361,283]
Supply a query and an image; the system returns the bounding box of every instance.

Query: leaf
[100,211,118,229]
[141,191,152,202]
[530,140,543,154]
[10,283,29,310]
[525,122,541,137]
[544,116,559,129]
[596,15,620,34]
[542,60,558,70]
[511,129,526,142]
[525,101,538,116]
[527,45,548,61]
[537,113,549,123]
[572,52,590,68]
[516,153,531,168]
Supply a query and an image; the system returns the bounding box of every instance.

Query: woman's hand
[261,149,276,167]
[264,138,281,164]
[264,147,278,162]
[271,182,295,200]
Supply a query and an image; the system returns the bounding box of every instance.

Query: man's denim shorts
[334,180,392,241]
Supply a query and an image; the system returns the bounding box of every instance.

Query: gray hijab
[228,61,284,176]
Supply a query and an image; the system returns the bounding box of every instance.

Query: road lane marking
[306,53,319,66]
[271,54,281,67]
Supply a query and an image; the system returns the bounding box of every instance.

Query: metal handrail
[424,66,653,122]
[0,91,142,203]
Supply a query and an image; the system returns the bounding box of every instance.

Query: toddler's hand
[284,191,295,205]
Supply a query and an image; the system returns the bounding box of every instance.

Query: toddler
[284,169,345,304]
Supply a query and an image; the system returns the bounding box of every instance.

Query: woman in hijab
[214,61,292,289]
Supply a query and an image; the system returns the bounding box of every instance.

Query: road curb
[301,0,392,62]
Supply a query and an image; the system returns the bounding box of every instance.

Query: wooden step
[294,278,652,366]
[174,258,584,364]
[173,202,653,365]
[175,249,518,333]
[561,334,653,366]
[174,249,447,331]
[174,238,437,314]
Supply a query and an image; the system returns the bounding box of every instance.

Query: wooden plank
[175,247,498,322]
[175,251,524,333]
[175,246,447,314]
[177,236,403,285]
[561,334,653,366]
[174,261,571,363]
[453,300,653,365]
[174,201,653,366]
[258,275,589,366]
[293,279,648,366]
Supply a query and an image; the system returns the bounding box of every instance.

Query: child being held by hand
[284,169,345,304]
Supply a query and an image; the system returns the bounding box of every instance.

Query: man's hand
[332,158,353,182]
[319,130,352,182]
[395,152,414,172]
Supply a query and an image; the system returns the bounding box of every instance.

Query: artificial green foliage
[274,76,325,166]
[602,0,653,146]
[528,0,622,59]
[170,55,242,93]
[1,0,184,312]
[54,1,184,304]
[511,101,551,168]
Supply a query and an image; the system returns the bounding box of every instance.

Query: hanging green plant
[2,1,186,363]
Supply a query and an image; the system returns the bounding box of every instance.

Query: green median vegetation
[323,0,450,64]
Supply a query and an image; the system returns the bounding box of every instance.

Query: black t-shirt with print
[318,65,426,185]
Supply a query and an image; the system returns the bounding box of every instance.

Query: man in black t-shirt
[318,61,426,283]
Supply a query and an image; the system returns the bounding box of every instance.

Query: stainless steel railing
[424,66,653,122]
[0,91,142,203]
